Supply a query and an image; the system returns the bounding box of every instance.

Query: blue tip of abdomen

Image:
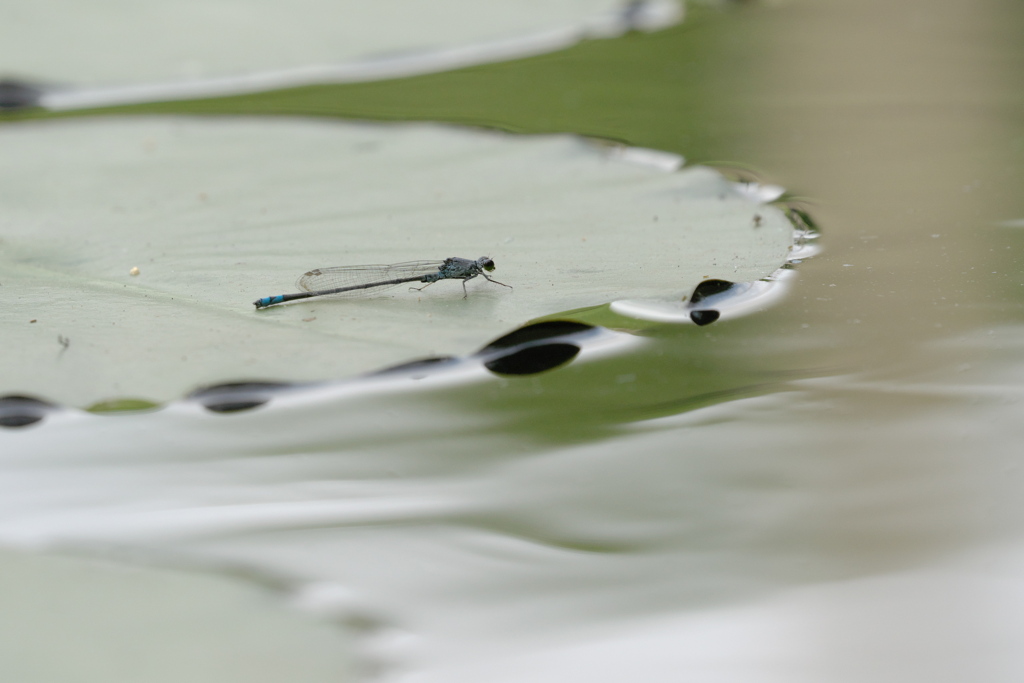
[254,295,284,309]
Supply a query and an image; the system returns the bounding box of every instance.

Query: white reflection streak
[0,496,466,547]
[611,268,799,324]
[606,146,684,172]
[733,181,786,203]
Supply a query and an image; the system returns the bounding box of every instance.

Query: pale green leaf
[0,118,792,405]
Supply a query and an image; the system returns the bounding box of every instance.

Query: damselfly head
[480,257,496,272]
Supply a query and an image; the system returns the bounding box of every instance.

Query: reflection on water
[6,308,1022,681]
[0,279,872,682]
[3,0,1024,681]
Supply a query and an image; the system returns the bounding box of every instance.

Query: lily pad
[0,117,792,405]
[3,0,681,108]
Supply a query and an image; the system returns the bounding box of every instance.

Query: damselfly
[253,256,510,309]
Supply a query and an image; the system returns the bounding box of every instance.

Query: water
[4,1,1024,681]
